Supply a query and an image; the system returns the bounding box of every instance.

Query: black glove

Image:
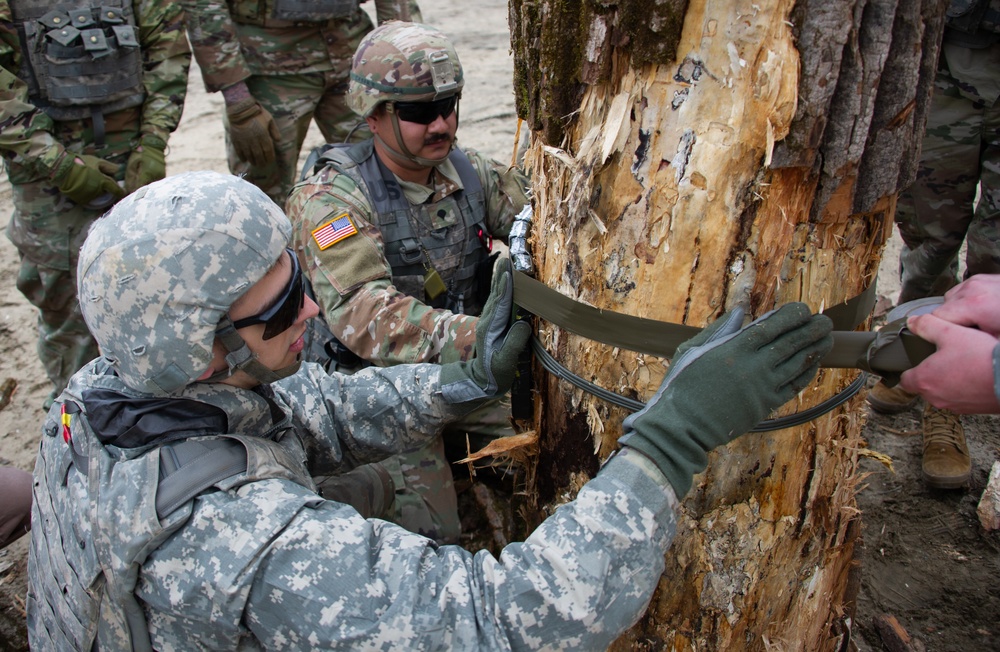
[619,303,834,497]
[440,257,531,405]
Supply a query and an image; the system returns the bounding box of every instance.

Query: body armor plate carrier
[11,0,144,122]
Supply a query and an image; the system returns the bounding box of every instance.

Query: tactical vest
[27,371,316,651]
[315,140,493,316]
[228,0,358,27]
[10,0,145,122]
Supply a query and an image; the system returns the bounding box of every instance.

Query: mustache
[423,133,453,147]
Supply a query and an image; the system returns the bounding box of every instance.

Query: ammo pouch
[14,2,144,121]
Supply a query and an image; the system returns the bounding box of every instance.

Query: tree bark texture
[508,0,946,649]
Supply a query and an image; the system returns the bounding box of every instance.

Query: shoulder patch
[311,213,358,250]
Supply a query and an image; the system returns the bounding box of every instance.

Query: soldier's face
[220,252,319,388]
[369,103,457,161]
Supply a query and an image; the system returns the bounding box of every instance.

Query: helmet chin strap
[376,104,460,169]
[205,317,301,386]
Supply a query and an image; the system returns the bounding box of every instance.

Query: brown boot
[866,380,919,414]
[922,405,971,489]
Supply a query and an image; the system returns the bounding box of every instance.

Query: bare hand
[931,274,1000,336]
[898,312,999,413]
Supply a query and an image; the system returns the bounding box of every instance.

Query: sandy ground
[1,2,997,649]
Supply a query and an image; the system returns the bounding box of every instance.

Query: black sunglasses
[231,249,305,340]
[392,95,458,125]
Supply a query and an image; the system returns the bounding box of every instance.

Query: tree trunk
[507,0,946,649]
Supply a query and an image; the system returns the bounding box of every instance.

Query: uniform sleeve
[286,171,480,366]
[137,0,192,142]
[0,5,65,179]
[373,0,423,24]
[465,147,532,242]
[180,0,252,92]
[272,361,467,475]
[243,449,679,650]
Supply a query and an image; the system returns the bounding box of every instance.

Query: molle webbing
[344,141,491,314]
[11,0,144,121]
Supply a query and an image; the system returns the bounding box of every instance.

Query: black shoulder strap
[155,438,247,519]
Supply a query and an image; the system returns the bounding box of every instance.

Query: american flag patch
[311,213,358,250]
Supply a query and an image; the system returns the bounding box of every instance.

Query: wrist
[48,148,75,184]
[222,81,252,105]
[139,134,167,152]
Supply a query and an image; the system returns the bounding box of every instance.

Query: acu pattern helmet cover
[77,171,291,396]
[347,21,464,117]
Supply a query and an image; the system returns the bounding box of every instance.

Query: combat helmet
[78,171,298,396]
[348,21,464,117]
[348,21,464,167]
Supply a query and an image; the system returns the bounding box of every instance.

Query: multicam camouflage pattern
[78,171,290,396]
[30,354,680,650]
[0,0,190,394]
[287,146,529,367]
[288,141,528,543]
[183,0,421,202]
[895,38,1000,303]
[347,20,464,117]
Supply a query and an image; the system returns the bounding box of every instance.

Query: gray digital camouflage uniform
[0,0,189,400]
[182,0,421,204]
[28,357,679,650]
[896,0,1000,303]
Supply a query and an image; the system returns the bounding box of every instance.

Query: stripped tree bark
[507,0,947,649]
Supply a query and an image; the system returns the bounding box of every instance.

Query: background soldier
[183,0,421,204]
[286,21,531,543]
[28,171,833,650]
[0,0,190,407]
[867,0,1000,489]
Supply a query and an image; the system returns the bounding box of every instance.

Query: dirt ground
[1,2,998,649]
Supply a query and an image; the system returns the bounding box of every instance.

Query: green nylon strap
[512,271,932,377]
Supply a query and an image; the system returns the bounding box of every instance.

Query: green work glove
[440,257,531,405]
[124,135,167,193]
[51,152,125,206]
[619,303,834,498]
[226,97,280,167]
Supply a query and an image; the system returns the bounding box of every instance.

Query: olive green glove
[440,257,531,405]
[124,135,167,193]
[50,151,125,206]
[226,97,280,167]
[619,303,834,498]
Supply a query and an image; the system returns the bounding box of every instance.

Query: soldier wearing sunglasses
[286,22,532,544]
[28,171,834,650]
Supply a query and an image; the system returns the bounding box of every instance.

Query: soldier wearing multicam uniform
[0,0,190,406]
[286,22,531,543]
[26,170,833,650]
[182,0,421,204]
[868,0,1000,489]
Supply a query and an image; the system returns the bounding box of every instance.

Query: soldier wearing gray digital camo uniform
[868,0,1000,490]
[0,0,190,405]
[27,170,834,650]
[182,0,421,204]
[286,22,531,544]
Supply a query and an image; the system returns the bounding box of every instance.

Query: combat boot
[866,380,919,414]
[921,405,971,489]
